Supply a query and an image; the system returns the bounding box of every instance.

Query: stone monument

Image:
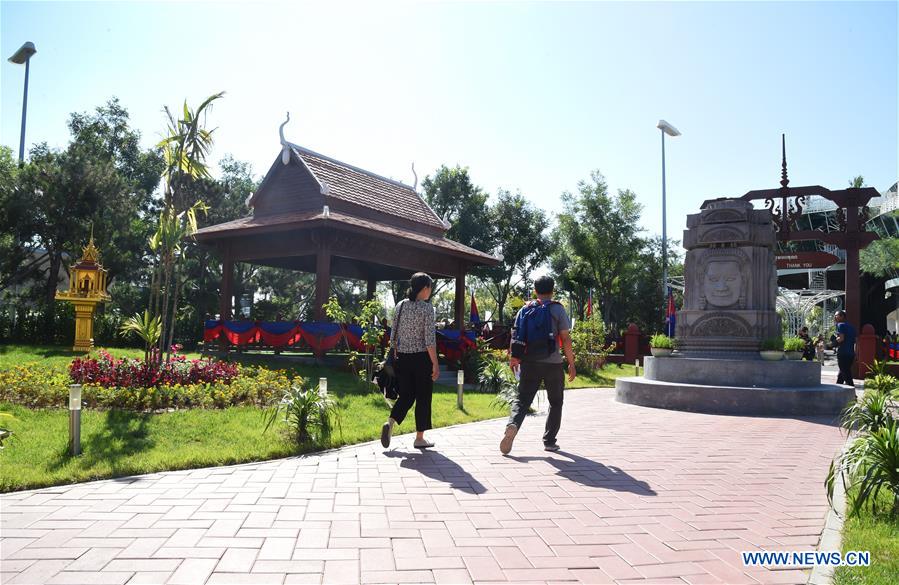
[615,199,855,416]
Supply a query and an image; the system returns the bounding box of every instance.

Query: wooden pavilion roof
[195,144,500,280]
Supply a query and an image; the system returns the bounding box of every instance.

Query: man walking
[500,276,576,454]
[834,310,857,386]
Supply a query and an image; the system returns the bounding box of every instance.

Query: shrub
[263,382,340,446]
[649,334,675,349]
[865,374,899,396]
[828,420,899,518]
[477,359,516,395]
[760,337,784,351]
[570,314,615,371]
[841,391,895,434]
[783,336,805,352]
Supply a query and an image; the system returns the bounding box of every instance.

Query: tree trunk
[158,253,173,361]
[43,252,62,343]
[167,265,182,362]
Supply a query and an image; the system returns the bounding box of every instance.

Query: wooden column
[366,278,377,301]
[219,247,234,321]
[455,265,466,333]
[845,245,862,337]
[314,243,331,321]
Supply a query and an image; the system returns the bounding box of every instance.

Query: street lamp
[657,119,681,311]
[8,41,37,163]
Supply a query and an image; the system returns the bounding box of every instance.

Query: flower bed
[0,360,296,410]
[69,351,239,388]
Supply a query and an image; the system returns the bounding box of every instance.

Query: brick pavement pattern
[1,389,845,584]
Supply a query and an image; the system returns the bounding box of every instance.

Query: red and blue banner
[223,320,260,345]
[470,292,480,325]
[298,322,344,353]
[203,320,480,360]
[437,329,477,361]
[665,287,676,337]
[258,321,302,347]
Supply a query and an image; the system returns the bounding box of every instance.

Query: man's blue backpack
[511,300,560,361]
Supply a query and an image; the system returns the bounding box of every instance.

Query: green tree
[0,146,31,291]
[421,165,492,252]
[480,190,550,323]
[554,171,645,324]
[151,92,223,359]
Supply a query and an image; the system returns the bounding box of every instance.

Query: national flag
[586,290,593,318]
[665,287,676,337]
[470,292,480,324]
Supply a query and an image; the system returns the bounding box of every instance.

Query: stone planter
[785,351,803,361]
[760,350,783,361]
[650,347,674,357]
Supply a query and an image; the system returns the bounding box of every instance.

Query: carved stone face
[704,260,742,307]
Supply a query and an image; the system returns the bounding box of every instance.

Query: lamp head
[8,41,36,64]
[657,119,681,137]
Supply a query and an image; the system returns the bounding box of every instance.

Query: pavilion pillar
[455,265,466,333]
[314,243,331,321]
[366,278,377,301]
[218,248,234,353]
[219,248,234,321]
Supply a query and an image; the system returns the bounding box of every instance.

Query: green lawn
[833,493,899,585]
[0,343,201,371]
[0,344,625,492]
[569,363,638,388]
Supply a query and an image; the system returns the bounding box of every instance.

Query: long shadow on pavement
[383,450,488,495]
[507,450,656,496]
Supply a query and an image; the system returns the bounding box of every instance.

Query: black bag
[379,301,405,400]
[374,364,399,401]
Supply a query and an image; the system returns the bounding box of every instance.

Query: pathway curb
[808,438,849,585]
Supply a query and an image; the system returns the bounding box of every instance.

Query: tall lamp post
[8,41,37,163]
[657,119,681,309]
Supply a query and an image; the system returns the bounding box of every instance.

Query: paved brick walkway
[1,390,845,585]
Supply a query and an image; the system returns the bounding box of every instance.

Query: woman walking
[381,272,439,449]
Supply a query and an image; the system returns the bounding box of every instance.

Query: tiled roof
[194,210,499,265]
[289,144,447,231]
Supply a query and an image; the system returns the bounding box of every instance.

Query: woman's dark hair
[406,272,434,301]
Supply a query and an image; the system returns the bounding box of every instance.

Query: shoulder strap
[392,301,406,354]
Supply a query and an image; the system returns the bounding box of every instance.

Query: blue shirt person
[834,311,856,386]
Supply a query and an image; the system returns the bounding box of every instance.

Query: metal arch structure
[735,135,879,331]
[776,287,845,337]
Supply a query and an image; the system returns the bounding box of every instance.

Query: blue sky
[2,1,896,241]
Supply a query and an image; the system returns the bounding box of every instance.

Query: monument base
[615,377,855,416]
[646,355,821,387]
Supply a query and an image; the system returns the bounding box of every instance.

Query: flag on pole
[470,292,480,324]
[586,290,593,318]
[665,287,676,337]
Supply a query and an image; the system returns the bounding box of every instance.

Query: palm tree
[148,92,222,362]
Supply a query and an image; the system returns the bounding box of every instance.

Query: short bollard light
[457,369,465,409]
[319,377,328,394]
[635,359,640,377]
[68,384,82,456]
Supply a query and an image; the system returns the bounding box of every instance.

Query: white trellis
[776,287,845,337]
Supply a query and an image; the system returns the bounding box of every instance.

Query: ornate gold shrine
[55,234,111,352]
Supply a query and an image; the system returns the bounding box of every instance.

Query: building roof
[194,209,499,265]
[286,144,448,231]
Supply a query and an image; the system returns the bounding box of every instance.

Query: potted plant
[783,336,805,360]
[760,337,784,361]
[649,333,676,357]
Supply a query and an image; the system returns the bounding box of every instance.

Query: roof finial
[280,112,291,165]
[411,162,418,192]
[780,133,789,189]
